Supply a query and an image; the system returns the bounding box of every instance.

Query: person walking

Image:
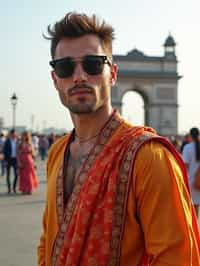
[38,135,49,160]
[3,129,18,193]
[38,12,200,266]
[182,127,200,217]
[0,132,5,176]
[17,131,39,195]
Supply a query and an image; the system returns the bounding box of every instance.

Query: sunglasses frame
[49,55,112,78]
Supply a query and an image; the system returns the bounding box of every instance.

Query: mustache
[68,84,94,95]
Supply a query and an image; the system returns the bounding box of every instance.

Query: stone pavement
[0,158,47,266]
[0,158,199,266]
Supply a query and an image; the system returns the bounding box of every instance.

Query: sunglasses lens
[83,56,104,75]
[50,55,109,78]
[54,59,74,78]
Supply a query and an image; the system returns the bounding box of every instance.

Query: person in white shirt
[32,134,39,157]
[182,127,200,217]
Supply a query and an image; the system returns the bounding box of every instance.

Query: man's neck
[71,105,113,142]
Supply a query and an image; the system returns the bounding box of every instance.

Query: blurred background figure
[38,135,49,160]
[0,133,5,176]
[32,133,39,157]
[17,131,39,195]
[3,129,18,194]
[169,135,181,153]
[48,133,55,148]
[182,127,200,217]
[180,133,192,153]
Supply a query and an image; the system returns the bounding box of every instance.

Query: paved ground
[0,158,46,266]
[0,158,199,266]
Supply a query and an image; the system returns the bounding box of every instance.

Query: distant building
[0,117,4,131]
[4,126,27,134]
[112,34,180,135]
[15,126,27,133]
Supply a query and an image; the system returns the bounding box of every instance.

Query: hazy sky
[0,0,200,134]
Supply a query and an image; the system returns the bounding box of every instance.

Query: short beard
[58,81,110,115]
[67,102,96,114]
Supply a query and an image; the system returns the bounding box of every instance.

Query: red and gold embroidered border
[108,133,156,266]
[51,111,123,266]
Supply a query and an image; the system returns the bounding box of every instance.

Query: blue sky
[0,0,200,133]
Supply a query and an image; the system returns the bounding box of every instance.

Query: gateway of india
[112,34,180,136]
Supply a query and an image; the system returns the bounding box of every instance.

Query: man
[38,12,200,265]
[38,134,49,160]
[0,132,5,176]
[3,129,18,193]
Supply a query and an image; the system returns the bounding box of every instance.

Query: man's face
[51,34,117,114]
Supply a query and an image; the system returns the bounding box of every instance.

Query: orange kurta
[38,117,200,266]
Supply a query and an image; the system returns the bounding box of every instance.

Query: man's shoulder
[4,138,10,143]
[120,124,176,159]
[3,138,10,148]
[120,122,157,143]
[115,122,171,157]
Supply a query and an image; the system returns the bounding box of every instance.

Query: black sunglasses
[49,55,112,79]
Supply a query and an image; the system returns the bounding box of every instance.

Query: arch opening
[122,90,146,126]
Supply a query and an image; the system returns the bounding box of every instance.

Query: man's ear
[51,70,58,90]
[110,63,118,86]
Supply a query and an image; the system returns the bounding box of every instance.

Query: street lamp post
[10,93,18,130]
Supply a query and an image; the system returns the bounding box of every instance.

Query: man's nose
[72,62,87,83]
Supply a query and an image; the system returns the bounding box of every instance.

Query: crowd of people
[0,127,200,215]
[0,129,59,195]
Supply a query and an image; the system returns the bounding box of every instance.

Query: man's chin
[67,105,95,114]
[71,110,93,114]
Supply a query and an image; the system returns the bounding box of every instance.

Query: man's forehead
[55,35,105,59]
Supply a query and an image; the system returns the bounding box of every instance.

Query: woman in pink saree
[17,131,39,194]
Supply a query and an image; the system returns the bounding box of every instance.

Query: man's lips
[69,85,94,96]
[70,89,92,96]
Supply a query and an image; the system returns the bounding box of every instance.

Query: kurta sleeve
[37,204,48,266]
[37,135,68,266]
[37,145,53,266]
[133,141,200,265]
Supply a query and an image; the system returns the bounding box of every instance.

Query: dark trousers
[1,160,5,176]
[6,158,18,192]
[39,147,47,160]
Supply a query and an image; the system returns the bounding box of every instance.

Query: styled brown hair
[45,12,115,59]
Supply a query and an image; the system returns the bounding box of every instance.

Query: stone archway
[112,35,181,135]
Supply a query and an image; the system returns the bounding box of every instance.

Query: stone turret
[164,34,176,59]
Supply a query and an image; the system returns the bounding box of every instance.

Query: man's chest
[63,141,95,204]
